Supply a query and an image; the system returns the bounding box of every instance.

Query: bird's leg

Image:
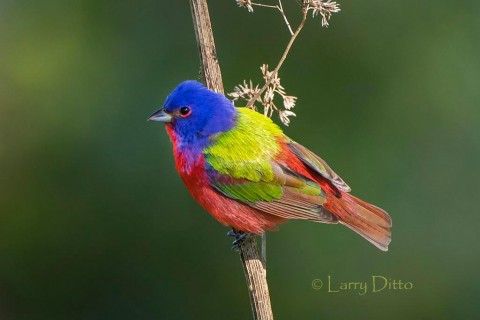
[227,229,253,251]
[261,232,267,270]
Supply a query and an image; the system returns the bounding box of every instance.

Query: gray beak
[148,108,172,122]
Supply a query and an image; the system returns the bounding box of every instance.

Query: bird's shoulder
[203,108,284,181]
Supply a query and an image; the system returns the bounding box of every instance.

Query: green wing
[206,162,336,222]
[203,108,337,223]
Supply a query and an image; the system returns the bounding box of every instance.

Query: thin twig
[276,0,294,35]
[246,8,308,108]
[251,2,278,9]
[251,0,294,35]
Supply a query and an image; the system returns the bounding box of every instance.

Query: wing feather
[286,138,351,192]
[207,163,335,223]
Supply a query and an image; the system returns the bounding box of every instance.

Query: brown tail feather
[326,194,392,251]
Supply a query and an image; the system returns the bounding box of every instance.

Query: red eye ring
[179,106,191,117]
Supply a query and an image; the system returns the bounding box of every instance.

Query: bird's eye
[179,106,191,117]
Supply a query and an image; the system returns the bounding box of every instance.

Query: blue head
[149,81,237,148]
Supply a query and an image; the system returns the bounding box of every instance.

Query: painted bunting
[149,81,391,251]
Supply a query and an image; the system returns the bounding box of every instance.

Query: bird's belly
[178,164,285,234]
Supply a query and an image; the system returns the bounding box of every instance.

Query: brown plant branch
[189,0,224,93]
[189,1,274,319]
[238,236,273,319]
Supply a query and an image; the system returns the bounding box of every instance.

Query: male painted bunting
[149,81,391,250]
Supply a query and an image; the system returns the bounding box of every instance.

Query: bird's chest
[172,148,212,207]
[166,125,206,177]
[166,125,217,206]
[173,147,204,178]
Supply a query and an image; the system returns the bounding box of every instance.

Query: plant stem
[251,2,278,9]
[277,0,294,35]
[246,9,308,108]
[189,1,274,319]
[189,0,224,93]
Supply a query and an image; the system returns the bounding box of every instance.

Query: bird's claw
[227,229,252,251]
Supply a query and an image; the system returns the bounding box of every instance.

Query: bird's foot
[227,229,252,251]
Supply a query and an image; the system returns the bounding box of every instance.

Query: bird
[149,80,392,251]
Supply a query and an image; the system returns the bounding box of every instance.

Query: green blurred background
[1,0,479,319]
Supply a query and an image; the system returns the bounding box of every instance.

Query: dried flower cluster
[232,0,340,125]
[304,0,341,27]
[229,65,297,125]
[236,0,254,13]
